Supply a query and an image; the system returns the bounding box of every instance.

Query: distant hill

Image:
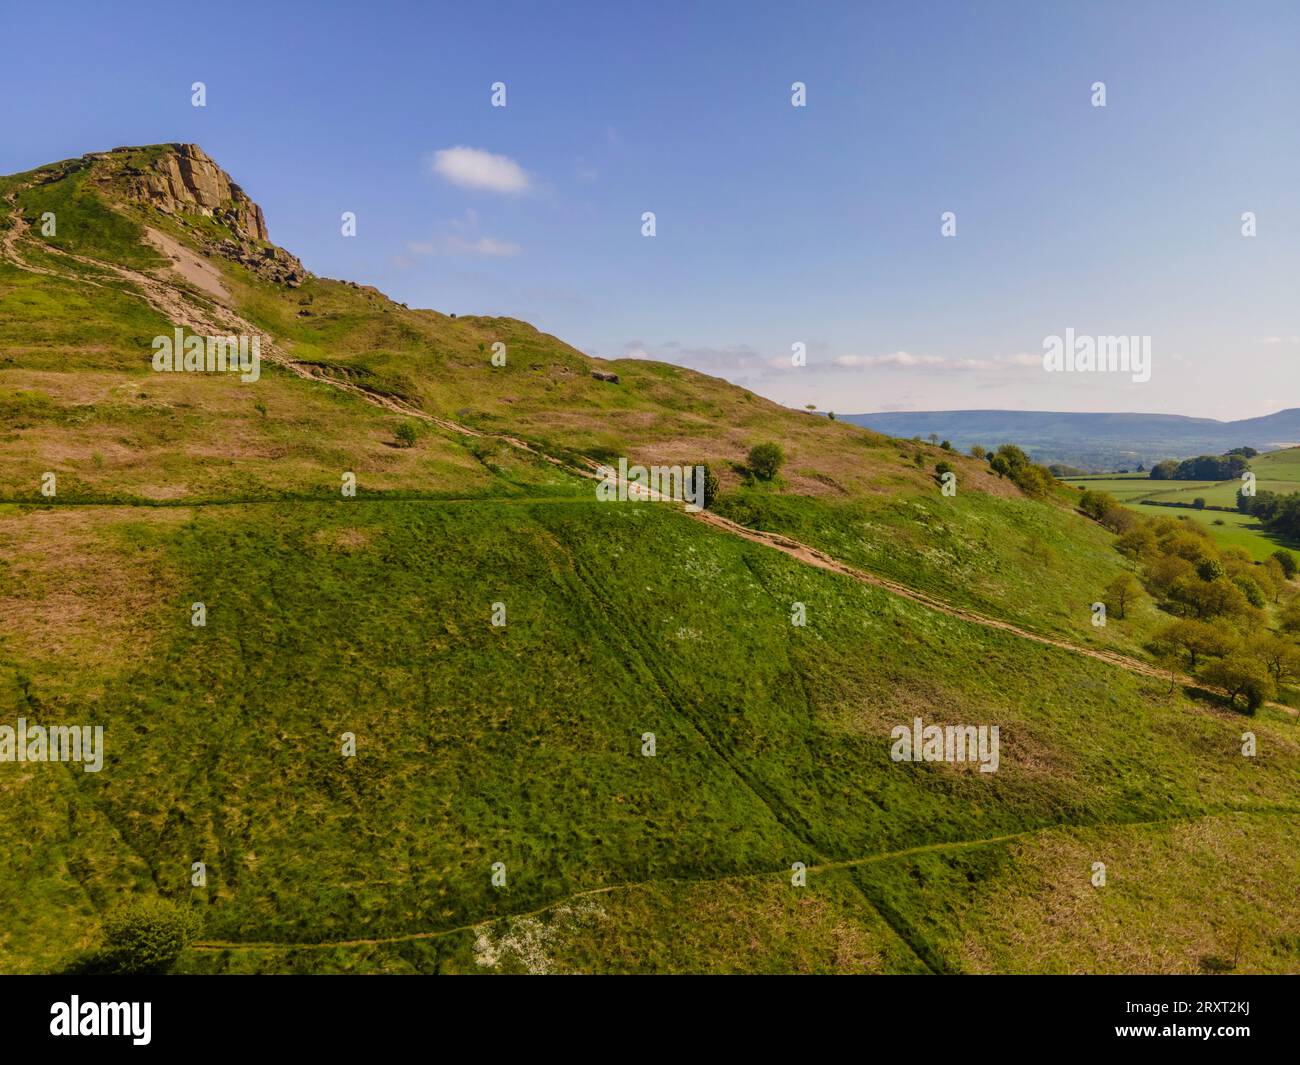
[839,409,1300,470]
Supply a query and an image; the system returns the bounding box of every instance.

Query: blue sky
[3,0,1297,419]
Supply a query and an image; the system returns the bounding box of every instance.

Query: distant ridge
[839,408,1300,470]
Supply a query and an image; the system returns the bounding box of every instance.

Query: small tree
[1270,549,1297,579]
[98,898,202,974]
[394,422,418,448]
[1201,656,1273,713]
[1104,573,1140,619]
[1248,634,1300,689]
[1150,618,1238,670]
[746,442,785,482]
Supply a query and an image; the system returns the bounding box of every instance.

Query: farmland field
[1064,451,1300,561]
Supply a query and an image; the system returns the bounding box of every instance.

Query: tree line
[1148,448,1256,481]
[1080,488,1298,712]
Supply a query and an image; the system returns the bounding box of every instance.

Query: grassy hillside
[2,145,1297,975]
[4,500,1296,973]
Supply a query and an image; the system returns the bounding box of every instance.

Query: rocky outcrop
[121,144,268,242]
[211,236,306,288]
[110,144,306,287]
[591,370,620,383]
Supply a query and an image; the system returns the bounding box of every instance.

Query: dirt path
[3,181,1294,717]
[189,804,1299,951]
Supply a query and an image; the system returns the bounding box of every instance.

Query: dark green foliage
[1196,559,1225,582]
[746,441,785,481]
[94,898,203,974]
[688,461,720,509]
[1152,453,1249,481]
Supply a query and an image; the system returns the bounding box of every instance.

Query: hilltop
[1,145,1297,975]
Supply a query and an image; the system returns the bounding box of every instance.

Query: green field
[1064,455,1300,561]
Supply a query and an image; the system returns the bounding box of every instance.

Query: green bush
[687,462,720,509]
[394,422,418,448]
[1196,559,1225,582]
[746,442,785,482]
[98,897,203,974]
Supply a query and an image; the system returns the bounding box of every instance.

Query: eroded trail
[2,185,1294,715]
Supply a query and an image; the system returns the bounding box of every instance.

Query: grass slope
[3,145,1298,975]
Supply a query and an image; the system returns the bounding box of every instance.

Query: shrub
[687,462,720,509]
[1271,550,1297,579]
[1232,575,1265,608]
[98,897,202,974]
[394,422,418,448]
[1196,559,1225,582]
[1079,490,1117,522]
[746,442,785,481]
[1010,462,1052,498]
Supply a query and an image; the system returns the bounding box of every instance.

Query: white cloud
[405,209,521,258]
[834,352,946,368]
[833,351,1040,372]
[430,147,530,193]
[447,235,521,257]
[406,235,520,259]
